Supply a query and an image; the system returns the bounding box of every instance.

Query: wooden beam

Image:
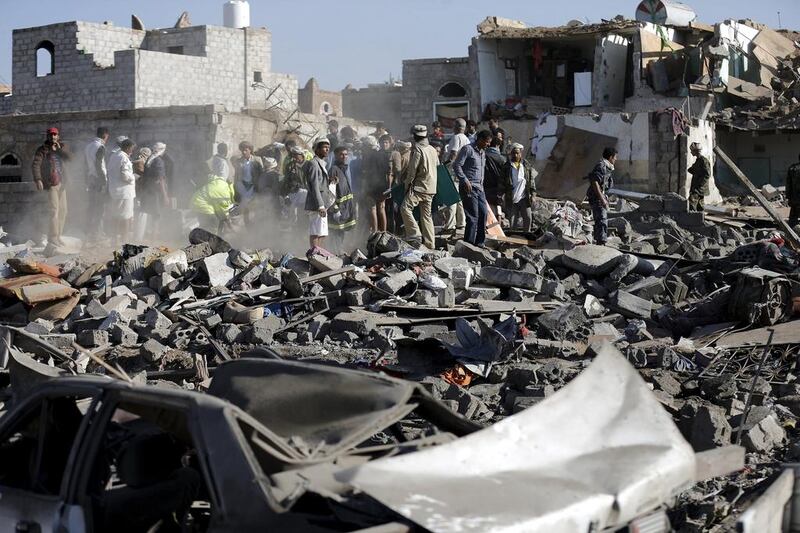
[693,445,745,482]
[714,146,800,250]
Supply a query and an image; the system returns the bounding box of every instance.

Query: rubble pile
[2,193,800,530]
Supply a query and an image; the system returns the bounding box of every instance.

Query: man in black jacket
[484,131,507,221]
[585,147,617,246]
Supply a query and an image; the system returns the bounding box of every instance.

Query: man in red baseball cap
[32,126,71,246]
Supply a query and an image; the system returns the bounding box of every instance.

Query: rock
[144,308,172,330]
[700,375,737,401]
[604,254,638,289]
[217,324,243,344]
[761,183,780,201]
[141,339,168,363]
[308,252,344,272]
[202,253,235,288]
[330,312,376,336]
[583,294,606,318]
[733,408,786,453]
[479,266,543,291]
[249,315,284,344]
[376,269,417,294]
[24,319,54,335]
[561,245,622,275]
[434,256,470,276]
[77,329,109,348]
[182,242,214,263]
[688,403,732,451]
[452,241,494,265]
[110,323,138,346]
[641,369,682,396]
[537,304,587,341]
[228,249,253,269]
[463,286,501,300]
[85,299,109,320]
[153,250,188,275]
[610,290,652,319]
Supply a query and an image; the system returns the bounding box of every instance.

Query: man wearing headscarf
[32,127,71,246]
[304,138,333,250]
[361,135,388,233]
[232,141,264,225]
[328,145,357,253]
[501,143,537,232]
[400,125,439,249]
[688,142,711,212]
[107,138,137,244]
[281,146,308,224]
[212,143,231,182]
[140,142,169,239]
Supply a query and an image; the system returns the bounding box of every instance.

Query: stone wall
[401,57,477,132]
[7,21,283,115]
[0,105,370,239]
[12,22,140,113]
[342,84,403,137]
[298,79,342,117]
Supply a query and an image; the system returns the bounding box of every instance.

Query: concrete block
[479,267,543,291]
[182,242,214,263]
[202,253,235,288]
[463,285,501,300]
[249,315,284,344]
[761,183,780,201]
[611,290,652,319]
[376,269,417,295]
[153,250,188,275]
[144,308,172,330]
[141,339,167,363]
[453,241,494,266]
[687,403,732,451]
[110,323,138,346]
[330,312,376,336]
[77,329,109,348]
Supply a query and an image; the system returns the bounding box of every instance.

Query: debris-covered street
[1,0,800,532]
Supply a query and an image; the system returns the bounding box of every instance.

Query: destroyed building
[298,77,342,117]
[346,2,800,205]
[0,4,368,239]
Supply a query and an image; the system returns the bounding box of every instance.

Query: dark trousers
[462,186,487,246]
[591,203,608,245]
[790,205,800,227]
[86,185,106,239]
[507,197,532,232]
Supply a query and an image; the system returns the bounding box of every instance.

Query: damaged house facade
[0,6,367,238]
[394,2,800,204]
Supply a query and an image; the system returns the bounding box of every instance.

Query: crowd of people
[31,118,545,254]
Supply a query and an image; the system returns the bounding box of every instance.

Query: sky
[1,0,798,90]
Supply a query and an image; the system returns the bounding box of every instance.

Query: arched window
[35,41,55,77]
[438,82,467,98]
[0,153,20,167]
[0,152,22,183]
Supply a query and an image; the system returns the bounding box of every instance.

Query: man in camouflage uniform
[786,154,800,227]
[687,142,711,212]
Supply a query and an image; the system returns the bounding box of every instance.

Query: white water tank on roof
[636,0,697,27]
[223,1,250,28]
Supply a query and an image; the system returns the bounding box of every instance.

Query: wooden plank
[717,320,800,348]
[736,469,794,533]
[714,146,800,250]
[694,446,745,482]
[487,234,539,246]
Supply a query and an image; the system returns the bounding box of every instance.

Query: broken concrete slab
[479,267,543,291]
[561,245,623,276]
[202,253,235,288]
[453,241,494,266]
[610,290,653,319]
[376,270,417,295]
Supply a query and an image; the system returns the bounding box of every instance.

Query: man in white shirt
[442,118,470,235]
[502,143,537,232]
[107,138,137,244]
[84,127,109,241]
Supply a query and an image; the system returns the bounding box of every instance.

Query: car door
[0,390,99,533]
